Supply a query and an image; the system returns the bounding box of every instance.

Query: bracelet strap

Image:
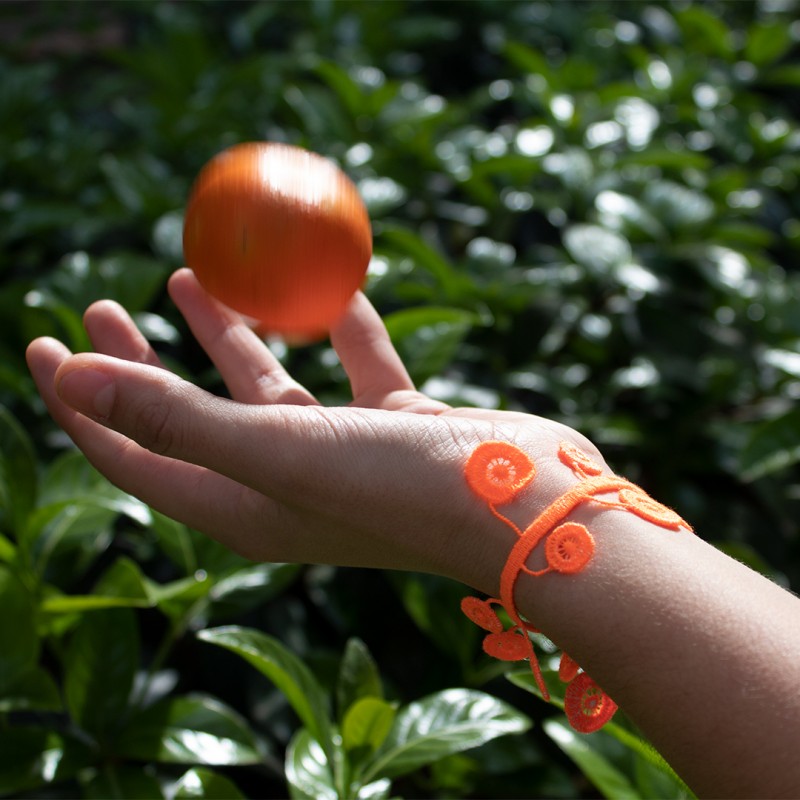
[461,440,692,733]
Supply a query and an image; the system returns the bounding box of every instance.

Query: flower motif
[465,441,535,505]
[618,486,688,531]
[558,652,580,684]
[558,441,604,477]
[545,522,595,574]
[564,672,618,733]
[482,629,531,661]
[460,596,503,633]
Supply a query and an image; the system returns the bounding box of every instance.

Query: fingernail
[57,368,116,420]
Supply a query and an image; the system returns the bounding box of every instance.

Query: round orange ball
[182,142,372,338]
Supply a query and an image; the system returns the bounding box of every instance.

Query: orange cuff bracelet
[460,440,692,733]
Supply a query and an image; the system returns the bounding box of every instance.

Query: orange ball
[182,142,372,338]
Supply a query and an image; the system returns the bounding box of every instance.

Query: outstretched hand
[26,268,601,594]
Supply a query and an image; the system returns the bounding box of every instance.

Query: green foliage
[2,0,799,796]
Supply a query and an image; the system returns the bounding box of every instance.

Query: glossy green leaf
[508,668,692,796]
[197,626,334,757]
[208,562,300,616]
[172,767,245,799]
[384,306,476,384]
[342,697,397,754]
[543,718,640,799]
[0,666,61,712]
[81,765,166,799]
[0,565,39,691]
[285,729,338,800]
[337,638,383,721]
[361,689,531,782]
[378,225,463,292]
[739,407,800,481]
[64,607,139,741]
[118,693,262,765]
[0,404,37,536]
[563,225,632,274]
[0,727,88,795]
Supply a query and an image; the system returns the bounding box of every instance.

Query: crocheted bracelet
[460,440,692,733]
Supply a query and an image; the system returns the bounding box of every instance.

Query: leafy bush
[1,1,799,797]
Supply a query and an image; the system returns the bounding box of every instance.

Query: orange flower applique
[564,672,618,733]
[558,441,604,477]
[465,441,535,505]
[460,596,503,633]
[618,486,690,531]
[482,629,531,661]
[545,522,595,574]
[558,652,581,684]
[461,439,692,735]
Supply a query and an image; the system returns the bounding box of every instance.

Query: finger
[168,268,318,406]
[330,292,449,413]
[26,337,284,560]
[51,353,466,515]
[83,300,164,367]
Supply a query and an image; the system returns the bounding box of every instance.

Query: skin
[27,268,800,798]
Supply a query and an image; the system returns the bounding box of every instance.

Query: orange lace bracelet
[460,440,693,733]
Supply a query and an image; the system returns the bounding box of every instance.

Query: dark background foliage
[1,1,799,798]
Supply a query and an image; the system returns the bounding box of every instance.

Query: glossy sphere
[183,142,372,337]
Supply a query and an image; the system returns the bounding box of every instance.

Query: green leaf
[337,638,383,721]
[745,21,793,67]
[118,693,262,766]
[0,565,39,692]
[342,697,397,754]
[390,573,479,666]
[384,306,476,384]
[285,729,338,800]
[0,666,61,712]
[508,668,693,796]
[563,225,631,275]
[81,765,166,799]
[64,607,139,741]
[0,727,88,795]
[739,407,800,481]
[41,593,152,613]
[362,689,531,782]
[172,767,245,799]
[0,404,38,537]
[378,225,464,293]
[197,626,334,758]
[543,718,640,799]
[149,511,198,575]
[209,562,300,617]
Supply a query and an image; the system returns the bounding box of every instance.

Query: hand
[26,269,602,594]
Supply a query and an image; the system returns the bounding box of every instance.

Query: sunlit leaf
[384,306,476,384]
[197,626,334,758]
[118,693,262,765]
[285,729,338,800]
[362,689,530,782]
[543,718,640,799]
[172,767,245,799]
[342,697,397,754]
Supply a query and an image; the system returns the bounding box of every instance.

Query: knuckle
[133,394,180,456]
